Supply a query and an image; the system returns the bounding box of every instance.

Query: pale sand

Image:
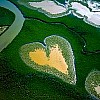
[29,44,68,74]
[0,26,8,35]
[70,2,90,17]
[70,2,100,26]
[87,12,100,25]
[29,0,66,14]
[88,1,100,12]
[94,85,100,95]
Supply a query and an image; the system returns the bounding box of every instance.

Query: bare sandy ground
[29,0,66,14]
[88,1,100,12]
[0,26,8,35]
[94,85,100,95]
[29,44,68,74]
[71,2,90,17]
[70,2,100,26]
[28,0,100,27]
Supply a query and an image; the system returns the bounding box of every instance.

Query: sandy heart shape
[20,35,76,85]
[29,44,68,74]
[85,71,100,100]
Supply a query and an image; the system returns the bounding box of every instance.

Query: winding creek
[0,0,25,52]
[25,16,100,54]
[0,0,99,54]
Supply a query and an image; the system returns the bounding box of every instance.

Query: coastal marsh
[0,0,100,99]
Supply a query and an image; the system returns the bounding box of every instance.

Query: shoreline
[18,0,70,18]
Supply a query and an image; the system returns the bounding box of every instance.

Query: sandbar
[70,2,100,27]
[29,0,66,14]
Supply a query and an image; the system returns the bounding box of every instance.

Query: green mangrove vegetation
[0,7,15,36]
[15,0,100,52]
[18,0,68,18]
[85,70,100,100]
[20,35,76,85]
[0,0,100,99]
[1,15,99,99]
[0,0,25,52]
[0,7,15,26]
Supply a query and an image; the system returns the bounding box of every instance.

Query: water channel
[0,0,25,52]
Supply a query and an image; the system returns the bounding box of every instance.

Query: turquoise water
[0,0,25,52]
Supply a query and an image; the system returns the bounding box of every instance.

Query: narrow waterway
[0,0,25,52]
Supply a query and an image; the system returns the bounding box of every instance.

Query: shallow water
[0,0,25,52]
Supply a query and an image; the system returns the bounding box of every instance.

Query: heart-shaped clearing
[29,44,68,74]
[85,71,100,100]
[20,35,76,85]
